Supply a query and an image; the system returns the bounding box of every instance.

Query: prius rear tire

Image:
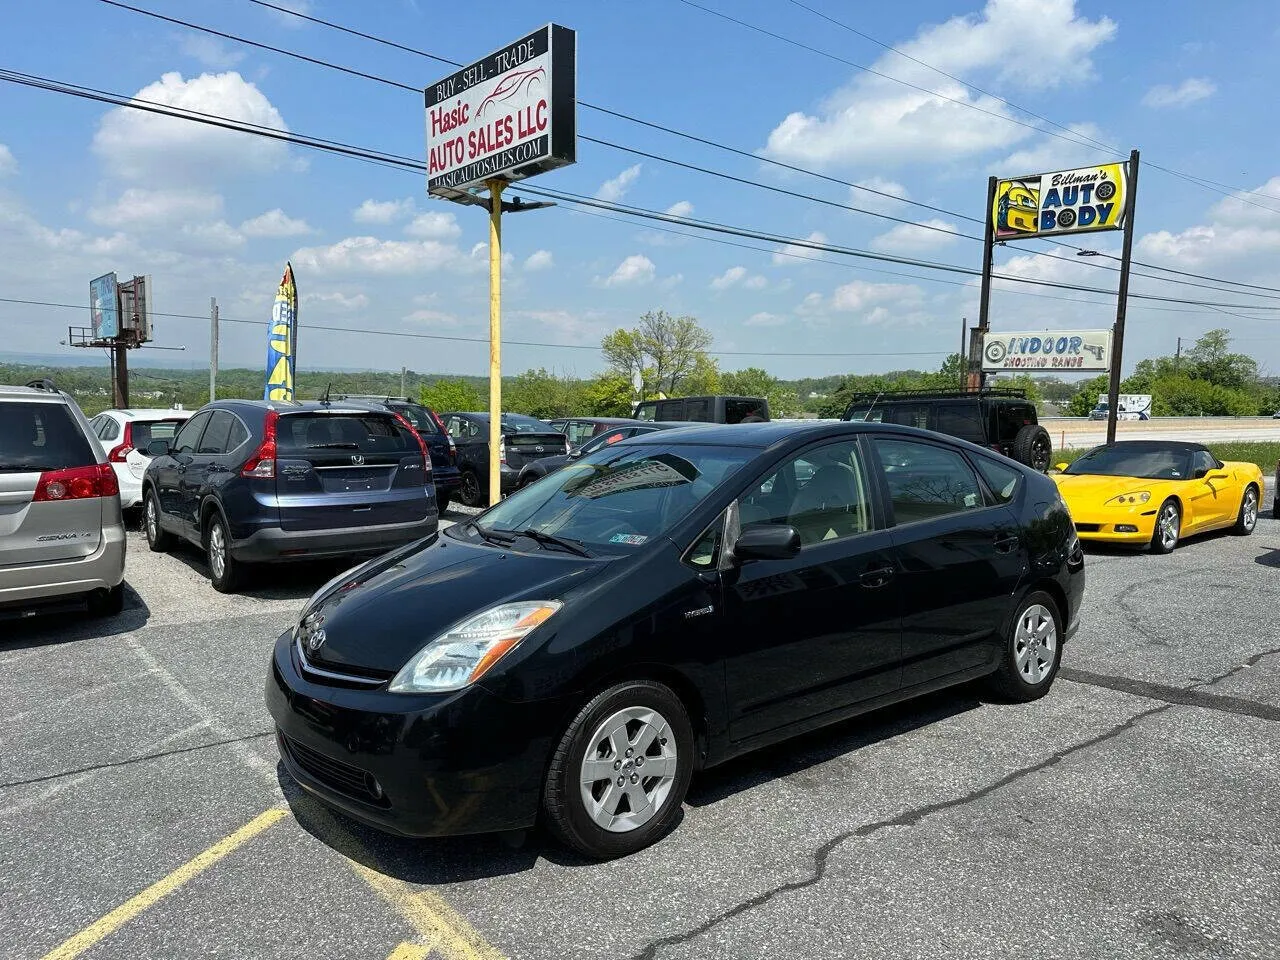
[543,681,694,860]
[143,488,174,553]
[984,591,1062,703]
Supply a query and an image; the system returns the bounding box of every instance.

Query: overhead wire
[103,0,1280,298]
[7,67,1280,318]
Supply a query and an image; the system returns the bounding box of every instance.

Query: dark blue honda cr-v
[141,399,439,592]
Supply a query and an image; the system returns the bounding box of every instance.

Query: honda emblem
[351,454,365,465]
[534,445,544,453]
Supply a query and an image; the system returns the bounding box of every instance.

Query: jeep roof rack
[843,387,1028,404]
[24,377,58,392]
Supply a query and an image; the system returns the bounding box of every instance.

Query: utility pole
[113,339,129,408]
[960,317,968,388]
[401,365,407,399]
[486,179,505,507]
[1105,149,1141,444]
[1175,336,1182,374]
[209,297,219,402]
[972,176,998,391]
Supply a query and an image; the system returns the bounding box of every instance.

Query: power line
[0,297,953,358]
[9,66,1280,318]
[135,0,1280,297]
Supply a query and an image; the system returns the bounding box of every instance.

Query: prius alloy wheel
[985,591,1062,702]
[544,681,694,860]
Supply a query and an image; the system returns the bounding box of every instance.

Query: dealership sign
[425,24,576,199]
[993,163,1129,239]
[982,329,1113,372]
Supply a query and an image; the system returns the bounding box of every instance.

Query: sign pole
[487,179,505,507]
[209,297,219,403]
[1106,149,1141,445]
[973,176,997,391]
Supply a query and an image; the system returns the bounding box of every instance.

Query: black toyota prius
[267,421,1084,859]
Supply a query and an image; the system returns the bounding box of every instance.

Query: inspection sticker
[610,533,648,545]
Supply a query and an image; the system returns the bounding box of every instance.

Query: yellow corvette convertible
[1051,440,1263,553]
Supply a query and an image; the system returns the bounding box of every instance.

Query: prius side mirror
[733,523,801,562]
[147,438,171,457]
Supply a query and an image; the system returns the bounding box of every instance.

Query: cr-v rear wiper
[512,528,592,557]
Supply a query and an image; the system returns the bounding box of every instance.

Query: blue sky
[2,0,1278,381]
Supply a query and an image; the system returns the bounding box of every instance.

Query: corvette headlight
[1105,491,1151,506]
[388,601,562,693]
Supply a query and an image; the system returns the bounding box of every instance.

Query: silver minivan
[0,380,127,617]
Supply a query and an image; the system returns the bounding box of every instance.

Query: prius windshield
[452,443,755,554]
[1064,444,1193,480]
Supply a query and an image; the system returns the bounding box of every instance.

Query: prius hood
[295,534,609,677]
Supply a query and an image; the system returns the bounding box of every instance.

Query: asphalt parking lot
[4,502,1279,960]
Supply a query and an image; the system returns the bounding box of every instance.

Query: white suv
[88,408,191,509]
[0,379,128,617]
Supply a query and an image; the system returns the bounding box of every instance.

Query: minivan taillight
[33,463,119,501]
[107,421,134,463]
[241,410,278,478]
[498,438,507,465]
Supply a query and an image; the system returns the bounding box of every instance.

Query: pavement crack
[1194,644,1280,689]
[631,703,1168,960]
[1061,668,1280,723]
[0,729,273,791]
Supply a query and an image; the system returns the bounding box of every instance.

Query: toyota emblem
[300,612,326,652]
[350,454,365,465]
[307,628,327,652]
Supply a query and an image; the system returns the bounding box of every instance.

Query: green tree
[721,366,801,417]
[504,368,584,420]
[420,379,483,412]
[1185,328,1257,390]
[581,373,635,416]
[601,310,714,399]
[680,354,722,396]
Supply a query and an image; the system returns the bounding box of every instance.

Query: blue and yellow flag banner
[263,262,298,401]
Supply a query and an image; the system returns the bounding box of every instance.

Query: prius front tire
[543,681,694,860]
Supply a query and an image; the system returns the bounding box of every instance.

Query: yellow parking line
[353,863,507,960]
[386,943,430,960]
[38,807,287,960]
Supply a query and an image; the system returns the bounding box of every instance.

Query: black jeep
[841,388,1052,471]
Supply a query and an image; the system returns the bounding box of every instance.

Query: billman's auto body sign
[982,329,1113,372]
[425,24,576,199]
[992,163,1129,239]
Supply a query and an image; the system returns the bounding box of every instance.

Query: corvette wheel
[1151,499,1181,554]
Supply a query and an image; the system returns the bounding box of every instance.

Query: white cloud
[763,0,1116,167]
[852,178,909,212]
[180,35,246,69]
[0,144,16,176]
[1142,78,1216,109]
[711,265,769,290]
[830,280,923,312]
[305,291,369,310]
[659,273,684,290]
[93,72,291,183]
[1137,176,1280,267]
[991,122,1106,174]
[291,236,479,275]
[179,220,245,251]
[773,231,828,266]
[88,188,222,228]
[523,249,554,271]
[404,309,460,328]
[870,218,961,253]
[240,208,312,237]
[664,200,694,218]
[604,254,655,286]
[353,198,415,224]
[745,311,786,327]
[596,164,642,202]
[404,211,461,239]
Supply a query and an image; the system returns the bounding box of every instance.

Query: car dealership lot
[3,507,1278,960]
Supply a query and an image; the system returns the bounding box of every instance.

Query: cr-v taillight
[390,411,432,482]
[33,463,119,501]
[241,410,279,478]
[107,421,133,463]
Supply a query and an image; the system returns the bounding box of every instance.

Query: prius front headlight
[388,601,563,693]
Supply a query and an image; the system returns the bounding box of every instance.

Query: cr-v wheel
[206,513,243,593]
[984,591,1062,702]
[543,681,694,860]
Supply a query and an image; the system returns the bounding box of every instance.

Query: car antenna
[863,391,883,421]
[320,382,332,405]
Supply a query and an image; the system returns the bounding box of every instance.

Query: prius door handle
[859,565,896,589]
[994,534,1020,554]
